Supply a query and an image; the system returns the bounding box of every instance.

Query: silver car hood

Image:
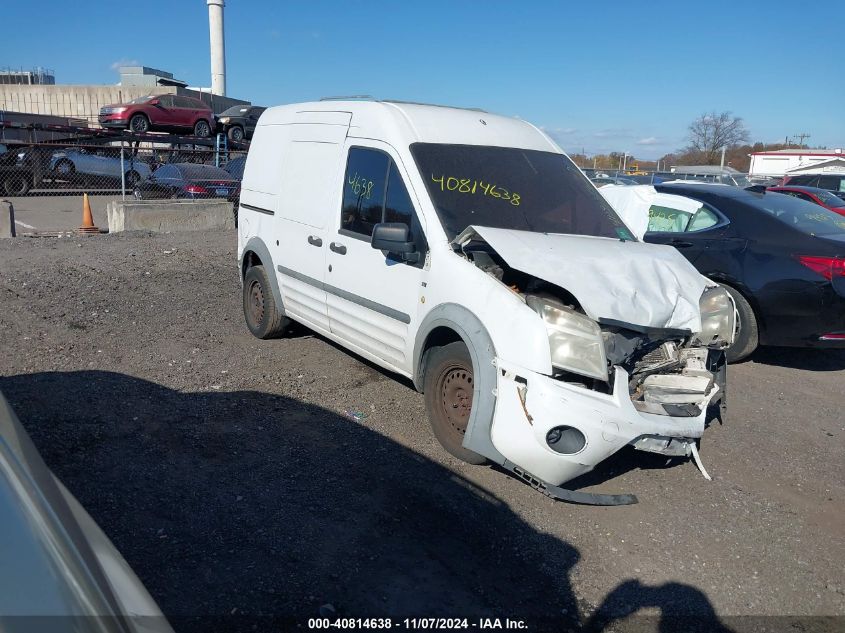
[455,226,708,332]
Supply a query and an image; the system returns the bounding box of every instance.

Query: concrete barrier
[1,200,15,238]
[107,199,235,233]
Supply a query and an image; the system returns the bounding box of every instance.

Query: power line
[794,132,811,146]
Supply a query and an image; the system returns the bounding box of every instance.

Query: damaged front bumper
[486,354,723,505]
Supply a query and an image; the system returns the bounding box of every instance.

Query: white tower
[207,0,226,96]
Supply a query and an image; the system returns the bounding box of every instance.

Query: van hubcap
[247,280,264,325]
[440,366,473,435]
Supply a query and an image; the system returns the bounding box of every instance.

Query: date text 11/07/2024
[307,617,529,629]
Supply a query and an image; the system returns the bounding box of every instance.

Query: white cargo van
[237,100,735,505]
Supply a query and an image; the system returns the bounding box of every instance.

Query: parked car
[601,183,845,361]
[133,162,239,201]
[216,105,265,142]
[236,101,735,505]
[624,174,669,185]
[782,173,845,200]
[0,145,49,195]
[590,175,638,187]
[99,94,215,138]
[669,166,752,187]
[0,391,173,631]
[224,155,247,180]
[50,147,151,187]
[767,185,845,216]
[0,163,32,195]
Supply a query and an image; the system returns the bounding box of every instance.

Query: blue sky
[4,0,843,159]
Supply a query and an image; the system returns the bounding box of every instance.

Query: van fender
[413,304,506,465]
[240,237,284,312]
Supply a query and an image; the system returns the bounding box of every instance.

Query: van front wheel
[423,341,487,465]
[243,265,289,339]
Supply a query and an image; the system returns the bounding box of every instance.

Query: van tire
[243,265,288,339]
[724,285,758,362]
[423,341,488,465]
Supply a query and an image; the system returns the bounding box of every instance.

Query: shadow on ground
[1,371,733,633]
[742,346,845,371]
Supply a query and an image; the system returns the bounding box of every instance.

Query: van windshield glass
[410,143,633,240]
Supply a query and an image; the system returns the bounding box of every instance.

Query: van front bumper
[489,359,721,490]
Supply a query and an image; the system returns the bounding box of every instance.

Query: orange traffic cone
[78,193,100,235]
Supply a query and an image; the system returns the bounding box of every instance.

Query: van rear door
[271,112,351,335]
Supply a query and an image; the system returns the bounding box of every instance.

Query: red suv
[99,94,215,138]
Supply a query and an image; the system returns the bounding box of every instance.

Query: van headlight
[691,286,736,349]
[526,296,608,380]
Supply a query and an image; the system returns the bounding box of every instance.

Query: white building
[749,148,844,178]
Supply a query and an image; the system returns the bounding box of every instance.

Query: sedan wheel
[193,120,211,138]
[228,126,244,142]
[124,170,141,188]
[724,285,759,362]
[129,114,150,134]
[54,159,75,177]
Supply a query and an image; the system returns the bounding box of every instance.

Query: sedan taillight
[797,256,845,280]
[185,185,208,194]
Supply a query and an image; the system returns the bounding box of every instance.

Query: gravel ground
[0,229,843,632]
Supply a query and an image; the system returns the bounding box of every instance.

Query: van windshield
[410,143,633,240]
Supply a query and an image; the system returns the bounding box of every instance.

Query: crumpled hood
[456,226,708,332]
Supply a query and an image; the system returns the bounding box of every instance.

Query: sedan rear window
[178,165,233,180]
[815,190,845,208]
[758,192,845,236]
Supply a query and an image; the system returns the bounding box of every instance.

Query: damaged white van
[236,100,735,505]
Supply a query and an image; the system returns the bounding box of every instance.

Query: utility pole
[794,132,811,147]
[720,146,727,170]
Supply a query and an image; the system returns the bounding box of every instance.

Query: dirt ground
[0,229,843,632]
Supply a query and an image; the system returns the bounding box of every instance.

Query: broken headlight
[691,286,736,349]
[526,296,608,380]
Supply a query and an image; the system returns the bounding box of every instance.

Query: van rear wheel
[243,265,288,339]
[423,341,487,465]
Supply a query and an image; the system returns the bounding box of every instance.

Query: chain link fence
[0,139,247,199]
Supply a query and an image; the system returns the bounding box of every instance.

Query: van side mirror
[371,222,419,263]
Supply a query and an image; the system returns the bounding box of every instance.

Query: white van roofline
[257,100,560,153]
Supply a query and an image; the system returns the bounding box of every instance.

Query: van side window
[341,148,389,237]
[385,162,414,226]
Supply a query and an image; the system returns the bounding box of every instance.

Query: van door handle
[307,235,323,247]
[330,242,347,255]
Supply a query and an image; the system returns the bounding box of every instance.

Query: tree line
[570,111,813,173]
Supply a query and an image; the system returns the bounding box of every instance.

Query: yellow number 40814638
[431,174,521,206]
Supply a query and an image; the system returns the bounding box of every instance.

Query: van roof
[258,100,559,152]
